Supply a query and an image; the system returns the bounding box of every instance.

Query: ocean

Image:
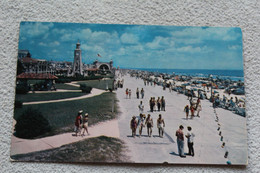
[131,68,244,81]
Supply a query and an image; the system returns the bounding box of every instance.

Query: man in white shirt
[185,126,195,156]
[138,101,144,113]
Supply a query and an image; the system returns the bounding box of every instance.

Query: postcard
[10,22,247,165]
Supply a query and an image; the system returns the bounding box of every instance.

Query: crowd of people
[184,98,202,119]
[130,114,165,138]
[149,96,166,112]
[125,87,145,99]
[122,72,199,158]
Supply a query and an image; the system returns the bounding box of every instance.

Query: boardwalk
[115,74,247,165]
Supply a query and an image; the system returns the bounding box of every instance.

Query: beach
[10,70,247,165]
[115,71,247,165]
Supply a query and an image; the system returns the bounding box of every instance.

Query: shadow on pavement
[169,151,179,156]
[164,131,175,143]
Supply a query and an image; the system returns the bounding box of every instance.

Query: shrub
[56,78,72,83]
[15,108,51,139]
[80,84,92,93]
[14,100,23,108]
[16,85,28,94]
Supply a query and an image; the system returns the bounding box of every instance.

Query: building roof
[87,68,98,71]
[17,73,58,80]
[20,57,39,63]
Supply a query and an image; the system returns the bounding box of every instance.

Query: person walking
[190,105,195,119]
[185,126,195,156]
[136,88,139,99]
[129,89,132,99]
[138,114,146,137]
[161,96,166,111]
[81,113,89,136]
[184,105,189,120]
[74,110,83,137]
[138,101,144,113]
[130,116,138,138]
[176,125,186,158]
[157,97,161,112]
[149,97,153,112]
[196,103,202,117]
[145,114,153,137]
[141,88,145,99]
[157,114,165,137]
[125,88,129,99]
[196,98,200,110]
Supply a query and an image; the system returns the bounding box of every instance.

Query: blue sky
[19,22,243,70]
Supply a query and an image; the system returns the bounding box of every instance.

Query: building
[18,49,29,58]
[72,41,83,76]
[71,41,114,76]
[19,52,51,74]
[17,41,114,78]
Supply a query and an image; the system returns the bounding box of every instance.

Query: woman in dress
[81,113,89,136]
[138,114,146,137]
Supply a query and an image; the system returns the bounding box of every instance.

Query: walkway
[115,73,247,165]
[10,119,119,155]
[23,88,107,105]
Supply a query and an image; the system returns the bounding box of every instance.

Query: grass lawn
[14,92,119,137]
[77,79,114,90]
[11,136,129,163]
[55,83,80,90]
[15,92,85,103]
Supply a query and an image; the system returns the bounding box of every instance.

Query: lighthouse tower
[72,41,83,76]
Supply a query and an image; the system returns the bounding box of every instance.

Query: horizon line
[120,67,244,71]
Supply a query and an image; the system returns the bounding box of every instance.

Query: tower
[72,41,83,76]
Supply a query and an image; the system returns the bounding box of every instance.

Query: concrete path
[10,119,119,155]
[28,89,82,93]
[115,73,247,165]
[65,82,81,87]
[23,88,107,105]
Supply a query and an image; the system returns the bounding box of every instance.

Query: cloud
[20,22,54,37]
[39,41,60,47]
[117,47,126,55]
[39,42,47,46]
[174,38,202,44]
[175,45,212,53]
[175,46,201,52]
[172,27,241,41]
[59,28,120,48]
[43,33,49,39]
[50,41,60,46]
[228,45,241,50]
[120,33,139,44]
[146,36,175,49]
[52,28,67,34]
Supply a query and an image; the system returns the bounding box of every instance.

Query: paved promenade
[115,74,247,165]
[11,75,247,165]
[10,119,119,156]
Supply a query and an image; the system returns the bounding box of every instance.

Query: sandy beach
[115,72,247,165]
